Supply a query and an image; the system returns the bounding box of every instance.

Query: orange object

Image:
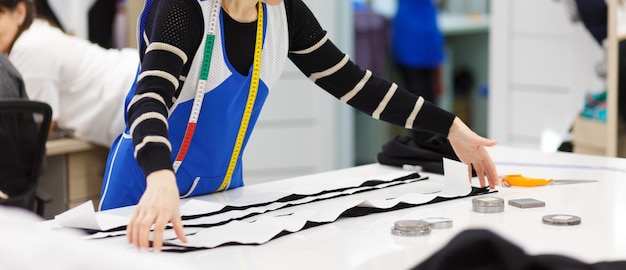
[502,174,598,187]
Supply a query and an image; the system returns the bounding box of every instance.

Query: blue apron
[99,0,288,210]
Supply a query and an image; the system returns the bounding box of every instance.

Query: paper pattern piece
[441,158,472,197]
[165,186,491,251]
[161,159,485,250]
[54,159,492,251]
[54,171,423,231]
[55,200,129,231]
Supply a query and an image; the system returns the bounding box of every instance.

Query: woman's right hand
[127,169,188,252]
[447,117,499,188]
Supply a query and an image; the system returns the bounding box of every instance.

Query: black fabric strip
[81,172,423,234]
[180,175,428,229]
[180,172,423,221]
[160,187,496,252]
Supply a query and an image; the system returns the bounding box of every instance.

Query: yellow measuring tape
[218,0,264,191]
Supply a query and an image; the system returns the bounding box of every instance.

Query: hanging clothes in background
[88,0,117,49]
[353,2,392,78]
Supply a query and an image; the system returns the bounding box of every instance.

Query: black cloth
[377,134,460,175]
[574,0,607,46]
[412,229,626,270]
[88,0,117,49]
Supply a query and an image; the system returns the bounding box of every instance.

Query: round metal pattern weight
[472,196,505,213]
[542,214,582,226]
[391,220,431,237]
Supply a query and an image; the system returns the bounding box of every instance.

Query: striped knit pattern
[287,32,454,134]
[128,0,455,178]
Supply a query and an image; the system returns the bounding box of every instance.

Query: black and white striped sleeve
[285,0,455,136]
[128,0,203,177]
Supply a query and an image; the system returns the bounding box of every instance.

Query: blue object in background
[581,90,607,122]
[352,0,369,11]
[480,85,489,97]
[391,0,444,68]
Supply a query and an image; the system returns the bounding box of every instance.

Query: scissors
[502,174,598,187]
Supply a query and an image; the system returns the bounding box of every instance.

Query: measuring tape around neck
[172,0,264,193]
[218,0,264,191]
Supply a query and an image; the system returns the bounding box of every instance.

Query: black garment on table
[412,229,626,270]
[377,134,461,175]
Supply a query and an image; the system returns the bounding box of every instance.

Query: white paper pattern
[55,201,129,231]
[55,160,475,249]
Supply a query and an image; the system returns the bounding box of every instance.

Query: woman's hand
[447,117,499,188]
[127,169,187,252]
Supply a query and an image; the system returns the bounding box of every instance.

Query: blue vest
[99,0,289,210]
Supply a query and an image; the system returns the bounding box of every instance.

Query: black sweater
[130,0,456,177]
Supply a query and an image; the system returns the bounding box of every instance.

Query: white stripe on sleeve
[134,135,172,158]
[138,70,180,89]
[405,97,425,129]
[340,70,372,103]
[129,112,169,136]
[308,55,350,83]
[146,42,189,63]
[289,33,329,54]
[372,83,398,120]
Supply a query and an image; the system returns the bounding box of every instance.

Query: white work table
[46,145,626,269]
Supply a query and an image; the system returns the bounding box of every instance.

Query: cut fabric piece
[59,171,424,234]
[161,187,493,252]
[59,160,492,250]
[411,229,626,270]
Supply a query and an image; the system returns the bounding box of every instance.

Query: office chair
[0,100,52,216]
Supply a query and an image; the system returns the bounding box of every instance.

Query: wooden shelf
[46,138,99,156]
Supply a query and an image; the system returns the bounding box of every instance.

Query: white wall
[242,0,355,185]
[489,0,605,151]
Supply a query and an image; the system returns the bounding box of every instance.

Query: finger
[151,216,169,253]
[171,215,188,243]
[127,210,140,244]
[139,212,156,251]
[131,210,147,248]
[483,153,499,188]
[475,163,486,188]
